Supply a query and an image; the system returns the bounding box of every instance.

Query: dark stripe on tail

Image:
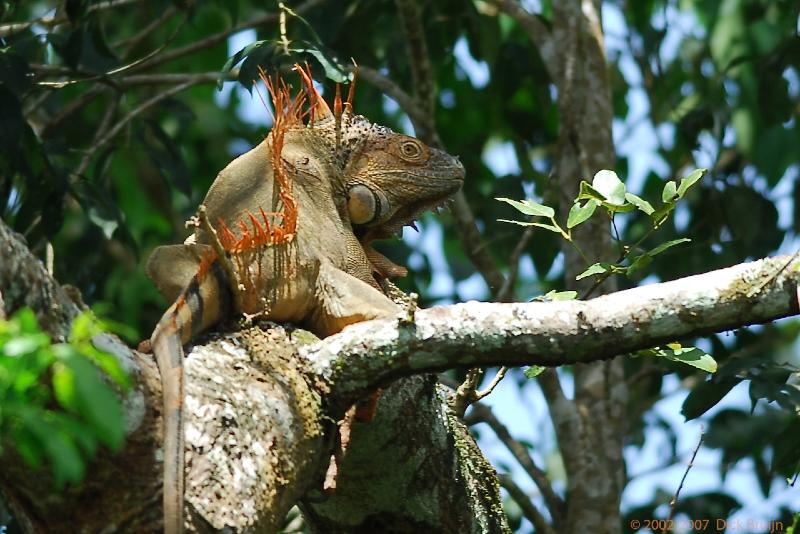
[185,277,204,339]
[210,261,233,322]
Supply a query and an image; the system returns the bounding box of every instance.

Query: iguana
[146,66,464,534]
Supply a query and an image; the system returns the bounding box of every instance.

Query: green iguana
[146,66,464,534]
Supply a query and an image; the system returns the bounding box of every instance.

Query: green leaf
[71,180,126,240]
[624,192,654,215]
[497,220,562,233]
[295,43,350,83]
[661,180,678,203]
[524,366,546,379]
[567,200,598,228]
[647,238,691,257]
[592,170,626,205]
[237,41,279,91]
[544,290,578,301]
[3,334,48,357]
[682,377,739,420]
[659,344,717,373]
[219,40,270,89]
[496,197,555,218]
[625,253,652,276]
[676,168,706,198]
[651,202,676,227]
[52,362,78,412]
[16,406,85,487]
[575,262,612,280]
[578,181,607,202]
[62,351,126,450]
[770,418,800,477]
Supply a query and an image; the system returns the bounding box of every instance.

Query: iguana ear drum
[347,184,386,225]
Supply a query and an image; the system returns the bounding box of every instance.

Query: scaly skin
[146,69,464,534]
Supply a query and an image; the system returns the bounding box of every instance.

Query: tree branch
[357,66,429,130]
[498,474,557,534]
[134,0,326,71]
[305,255,800,405]
[394,0,436,140]
[467,402,564,525]
[69,79,203,181]
[0,0,143,38]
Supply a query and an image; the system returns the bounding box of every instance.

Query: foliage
[1,0,799,529]
[0,308,129,487]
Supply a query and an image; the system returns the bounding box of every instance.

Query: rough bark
[0,218,509,533]
[302,376,509,533]
[303,255,800,404]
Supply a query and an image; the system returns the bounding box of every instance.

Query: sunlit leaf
[524,366,546,379]
[624,192,654,215]
[676,168,706,198]
[567,200,598,228]
[647,238,691,257]
[662,180,678,203]
[496,197,555,217]
[544,290,578,301]
[592,169,626,205]
[575,262,612,280]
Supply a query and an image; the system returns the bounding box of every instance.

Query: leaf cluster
[0,308,129,487]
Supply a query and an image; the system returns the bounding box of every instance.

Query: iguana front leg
[311,257,399,336]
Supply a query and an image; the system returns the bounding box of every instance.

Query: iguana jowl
[146,67,464,534]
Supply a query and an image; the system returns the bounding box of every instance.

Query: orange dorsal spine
[219,65,359,254]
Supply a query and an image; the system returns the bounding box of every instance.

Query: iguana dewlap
[145,69,464,534]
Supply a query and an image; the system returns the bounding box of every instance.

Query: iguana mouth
[359,188,460,280]
[365,192,458,241]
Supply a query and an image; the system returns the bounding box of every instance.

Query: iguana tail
[150,259,231,534]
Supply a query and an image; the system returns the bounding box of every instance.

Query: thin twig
[118,71,238,86]
[278,2,291,55]
[45,242,54,276]
[39,86,108,137]
[377,0,508,295]
[134,0,326,72]
[394,0,435,131]
[357,66,429,131]
[116,6,179,57]
[0,0,143,37]
[663,426,704,532]
[36,15,187,89]
[71,80,199,180]
[449,368,484,417]
[451,191,507,293]
[499,474,557,534]
[72,94,121,179]
[474,367,508,401]
[496,227,535,302]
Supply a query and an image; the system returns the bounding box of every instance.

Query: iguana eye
[399,140,423,160]
[347,184,383,225]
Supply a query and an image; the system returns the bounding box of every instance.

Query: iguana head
[339,117,465,242]
[291,67,463,236]
[274,66,465,278]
